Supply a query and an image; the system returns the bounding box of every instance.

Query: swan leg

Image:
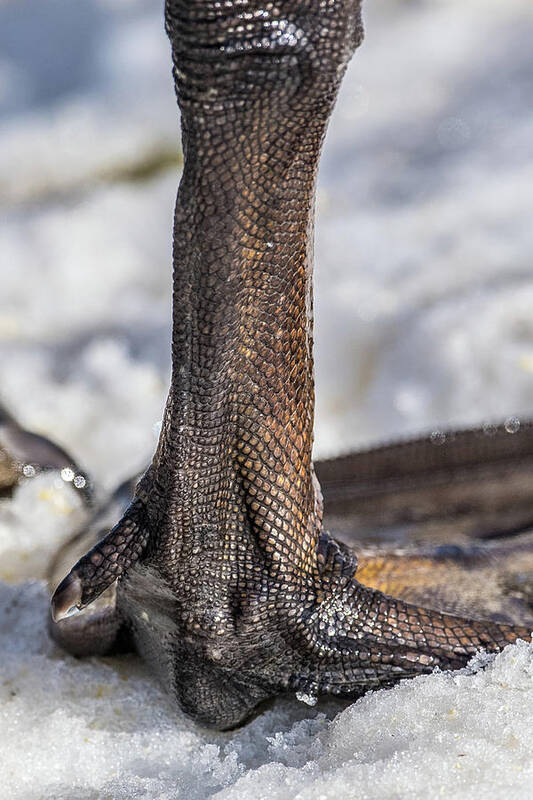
[317,421,533,547]
[288,571,531,700]
[51,498,150,621]
[353,538,533,626]
[48,476,144,655]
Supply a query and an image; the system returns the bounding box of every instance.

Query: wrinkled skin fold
[50,0,533,730]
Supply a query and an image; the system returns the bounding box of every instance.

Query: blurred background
[1,3,533,795]
[1,0,533,495]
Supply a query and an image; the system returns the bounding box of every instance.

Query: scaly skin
[50,0,531,730]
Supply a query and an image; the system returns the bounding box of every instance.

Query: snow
[1,0,533,797]
[3,570,533,799]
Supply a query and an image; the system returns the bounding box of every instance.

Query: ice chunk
[296,692,318,707]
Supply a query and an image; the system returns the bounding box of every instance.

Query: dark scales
[49,1,533,730]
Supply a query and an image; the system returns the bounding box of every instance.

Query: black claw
[51,572,82,622]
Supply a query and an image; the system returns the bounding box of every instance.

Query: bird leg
[50,0,531,730]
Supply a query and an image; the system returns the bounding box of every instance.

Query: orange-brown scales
[48,0,533,730]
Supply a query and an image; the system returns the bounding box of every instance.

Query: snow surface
[3,572,533,800]
[1,0,533,797]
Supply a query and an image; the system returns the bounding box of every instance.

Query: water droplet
[504,416,520,434]
[22,464,36,478]
[61,467,74,482]
[296,691,318,707]
[73,475,86,489]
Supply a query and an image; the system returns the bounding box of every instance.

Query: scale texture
[50,0,532,730]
